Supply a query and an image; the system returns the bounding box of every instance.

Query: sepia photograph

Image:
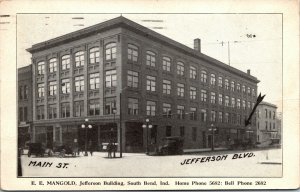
[0,0,299,190]
[17,13,282,177]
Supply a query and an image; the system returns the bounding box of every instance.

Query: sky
[17,14,282,111]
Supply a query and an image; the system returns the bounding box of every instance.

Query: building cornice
[27,16,259,83]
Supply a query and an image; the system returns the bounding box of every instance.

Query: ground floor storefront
[31,120,256,153]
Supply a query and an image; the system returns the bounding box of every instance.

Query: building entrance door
[207,135,212,148]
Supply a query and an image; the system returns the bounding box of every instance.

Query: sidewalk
[183,147,228,153]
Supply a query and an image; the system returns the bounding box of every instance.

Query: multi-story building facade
[256,101,279,146]
[27,16,259,152]
[18,65,33,148]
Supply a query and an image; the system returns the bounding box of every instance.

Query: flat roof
[27,16,259,83]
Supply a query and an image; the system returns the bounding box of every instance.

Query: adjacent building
[26,16,259,152]
[256,101,280,146]
[18,65,33,148]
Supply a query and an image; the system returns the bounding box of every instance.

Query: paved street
[20,148,282,177]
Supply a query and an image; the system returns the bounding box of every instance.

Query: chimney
[247,69,251,75]
[194,38,201,52]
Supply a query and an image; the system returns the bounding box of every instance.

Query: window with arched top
[49,58,57,73]
[162,56,171,71]
[128,44,138,62]
[61,55,70,70]
[200,70,207,83]
[210,74,216,85]
[190,66,196,79]
[89,47,100,64]
[37,61,45,75]
[75,51,85,67]
[146,51,156,67]
[105,42,116,60]
[177,62,184,76]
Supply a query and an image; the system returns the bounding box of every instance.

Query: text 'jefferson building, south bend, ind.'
[26,16,259,153]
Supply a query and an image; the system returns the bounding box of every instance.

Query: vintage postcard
[0,0,299,190]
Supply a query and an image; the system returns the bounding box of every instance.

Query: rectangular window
[74,76,84,92]
[201,109,207,122]
[74,101,84,117]
[105,97,116,115]
[225,96,229,107]
[49,58,57,73]
[265,109,268,118]
[128,98,139,115]
[192,127,197,142]
[210,110,216,122]
[89,47,100,64]
[265,121,268,129]
[210,74,216,85]
[61,55,70,70]
[231,98,235,108]
[146,75,156,92]
[24,85,28,99]
[177,83,185,97]
[225,79,229,89]
[201,89,207,102]
[242,85,246,93]
[48,81,57,96]
[247,101,251,109]
[19,107,23,121]
[24,107,28,121]
[252,88,256,97]
[218,112,223,123]
[163,103,172,118]
[128,44,138,62]
[237,83,241,92]
[105,70,117,88]
[89,99,100,116]
[163,80,171,95]
[210,92,216,104]
[218,94,223,105]
[146,51,156,67]
[48,104,57,119]
[105,43,116,60]
[146,101,156,116]
[36,105,45,120]
[61,102,70,118]
[190,86,197,100]
[61,79,70,94]
[127,70,139,88]
[273,111,276,119]
[75,51,85,67]
[225,113,229,123]
[177,62,185,76]
[37,61,45,75]
[200,71,207,83]
[190,107,197,120]
[180,126,185,137]
[190,66,196,79]
[162,57,171,71]
[177,105,185,119]
[231,81,235,91]
[247,87,251,96]
[237,99,241,109]
[89,73,100,90]
[37,83,44,98]
[166,126,172,137]
[243,100,246,110]
[218,76,223,87]
[237,114,241,125]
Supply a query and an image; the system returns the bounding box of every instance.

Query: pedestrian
[112,142,116,158]
[89,141,94,156]
[107,142,112,158]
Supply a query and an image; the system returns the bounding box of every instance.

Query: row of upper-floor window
[37,70,116,97]
[36,42,117,75]
[257,109,276,119]
[35,97,252,125]
[35,43,256,97]
[18,106,28,122]
[128,98,251,125]
[257,121,276,130]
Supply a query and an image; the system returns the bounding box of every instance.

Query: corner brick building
[26,16,259,152]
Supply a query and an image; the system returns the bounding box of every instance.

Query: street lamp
[208,124,217,151]
[142,118,153,155]
[81,118,92,156]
